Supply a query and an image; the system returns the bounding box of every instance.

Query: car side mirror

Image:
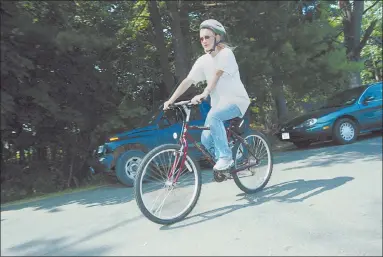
[363,95,375,105]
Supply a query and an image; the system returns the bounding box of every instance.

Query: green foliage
[360,0,382,83]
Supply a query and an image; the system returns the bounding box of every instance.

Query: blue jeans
[201,104,242,161]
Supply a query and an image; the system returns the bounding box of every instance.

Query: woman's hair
[218,33,237,51]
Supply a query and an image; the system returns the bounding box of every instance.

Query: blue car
[90,99,251,187]
[277,81,382,148]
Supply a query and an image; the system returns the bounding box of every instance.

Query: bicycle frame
[167,102,259,183]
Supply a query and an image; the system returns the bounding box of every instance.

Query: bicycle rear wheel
[134,144,202,225]
[232,130,273,194]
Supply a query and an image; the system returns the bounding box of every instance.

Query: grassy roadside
[1,183,113,209]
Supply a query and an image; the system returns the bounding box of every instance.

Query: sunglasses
[200,35,213,42]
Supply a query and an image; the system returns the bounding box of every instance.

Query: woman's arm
[169,77,194,103]
[202,70,224,96]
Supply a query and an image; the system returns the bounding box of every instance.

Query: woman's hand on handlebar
[190,92,208,105]
[163,99,174,110]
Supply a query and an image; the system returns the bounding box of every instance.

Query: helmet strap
[208,36,223,54]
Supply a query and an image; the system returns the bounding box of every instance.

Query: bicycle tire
[231,130,273,194]
[134,144,202,225]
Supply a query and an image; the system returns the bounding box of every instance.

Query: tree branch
[0,7,13,17]
[338,0,352,19]
[363,0,380,15]
[356,19,378,56]
[131,2,148,29]
[370,36,383,45]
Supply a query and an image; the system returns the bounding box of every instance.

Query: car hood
[283,106,344,127]
[113,124,158,138]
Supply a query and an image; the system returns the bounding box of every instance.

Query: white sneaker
[213,158,234,171]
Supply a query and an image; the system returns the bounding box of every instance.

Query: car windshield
[321,86,367,108]
[139,106,162,127]
[138,111,156,127]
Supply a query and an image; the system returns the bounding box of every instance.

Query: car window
[363,84,382,102]
[161,109,181,125]
[322,86,367,108]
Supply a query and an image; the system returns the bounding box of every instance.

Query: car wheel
[115,150,145,187]
[333,118,358,145]
[293,141,311,148]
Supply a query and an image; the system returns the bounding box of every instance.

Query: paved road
[1,134,382,256]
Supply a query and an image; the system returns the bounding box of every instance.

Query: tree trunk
[167,0,189,82]
[374,61,382,81]
[271,76,288,123]
[67,151,75,188]
[148,0,174,96]
[349,72,362,88]
[179,1,192,68]
[340,0,372,88]
[349,1,364,88]
[51,145,57,162]
[351,0,364,53]
[19,147,25,164]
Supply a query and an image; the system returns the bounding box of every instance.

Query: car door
[358,83,383,130]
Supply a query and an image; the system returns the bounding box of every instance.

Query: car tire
[115,150,145,187]
[333,118,359,145]
[293,141,311,148]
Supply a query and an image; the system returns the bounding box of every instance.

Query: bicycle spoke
[152,188,173,217]
[148,161,167,181]
[150,187,167,213]
[233,133,273,193]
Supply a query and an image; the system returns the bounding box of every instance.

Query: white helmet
[200,19,226,36]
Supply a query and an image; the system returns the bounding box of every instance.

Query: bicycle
[134,100,273,225]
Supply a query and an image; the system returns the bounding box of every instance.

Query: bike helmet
[199,19,226,36]
[199,19,226,53]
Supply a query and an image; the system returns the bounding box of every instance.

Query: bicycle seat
[228,117,243,123]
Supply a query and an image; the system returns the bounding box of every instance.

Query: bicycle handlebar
[172,100,192,106]
[167,100,198,109]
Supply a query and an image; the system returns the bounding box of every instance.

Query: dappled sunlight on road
[160,176,354,230]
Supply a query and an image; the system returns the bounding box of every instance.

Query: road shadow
[1,184,135,213]
[273,133,382,168]
[160,176,354,230]
[3,237,112,256]
[3,214,142,256]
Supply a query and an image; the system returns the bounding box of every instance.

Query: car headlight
[97,145,105,154]
[303,118,318,127]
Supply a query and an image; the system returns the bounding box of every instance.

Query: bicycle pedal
[213,170,231,182]
[220,170,233,178]
[225,173,233,179]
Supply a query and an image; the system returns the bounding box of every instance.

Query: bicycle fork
[167,136,189,185]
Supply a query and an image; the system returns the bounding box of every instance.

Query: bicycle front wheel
[232,130,273,194]
[134,144,202,225]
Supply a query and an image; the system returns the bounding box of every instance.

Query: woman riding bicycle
[163,19,251,171]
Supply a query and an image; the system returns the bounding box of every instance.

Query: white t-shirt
[186,48,250,117]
